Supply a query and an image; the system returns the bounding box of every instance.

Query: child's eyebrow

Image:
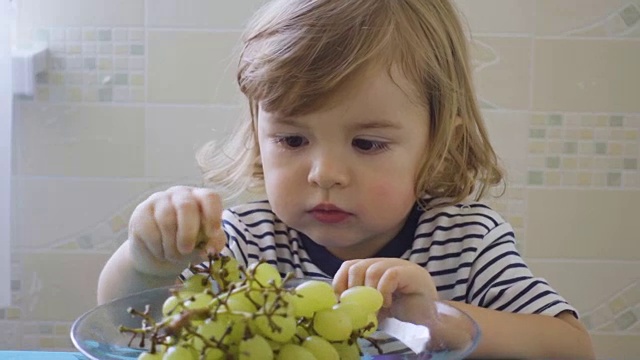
[269,116,401,131]
[271,116,304,127]
[350,120,402,130]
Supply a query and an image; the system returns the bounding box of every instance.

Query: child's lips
[309,203,352,224]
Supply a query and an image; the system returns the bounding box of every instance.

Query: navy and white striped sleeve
[466,222,578,318]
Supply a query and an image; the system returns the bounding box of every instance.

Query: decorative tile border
[483,186,527,254]
[30,27,146,103]
[581,281,640,334]
[0,320,74,350]
[527,114,639,188]
[565,3,640,38]
[0,182,181,351]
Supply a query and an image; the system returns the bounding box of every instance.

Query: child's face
[257,67,429,260]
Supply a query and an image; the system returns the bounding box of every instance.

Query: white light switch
[12,41,48,96]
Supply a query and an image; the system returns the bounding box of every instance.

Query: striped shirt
[183,199,576,319]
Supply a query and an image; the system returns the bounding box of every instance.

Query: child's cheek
[368,181,408,200]
[364,180,385,197]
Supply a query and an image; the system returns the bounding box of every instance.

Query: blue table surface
[0,352,88,359]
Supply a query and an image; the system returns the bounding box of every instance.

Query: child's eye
[352,138,389,153]
[274,135,308,149]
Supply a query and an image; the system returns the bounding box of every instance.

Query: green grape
[183,292,213,311]
[295,324,310,340]
[247,288,277,309]
[332,342,361,360]
[362,312,379,336]
[216,313,249,344]
[289,280,337,318]
[263,294,293,317]
[266,338,282,352]
[248,261,282,288]
[163,345,197,360]
[276,344,317,360]
[238,334,274,360]
[301,335,339,360]
[254,314,296,343]
[183,273,210,293]
[225,290,258,313]
[192,320,229,351]
[332,302,369,329]
[201,347,224,360]
[162,295,183,317]
[339,285,384,313]
[210,256,242,287]
[312,308,352,341]
[138,351,164,360]
[122,256,387,359]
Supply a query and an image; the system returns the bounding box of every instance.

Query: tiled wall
[2,0,639,358]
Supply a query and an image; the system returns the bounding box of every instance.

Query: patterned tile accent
[31,27,145,103]
[0,320,74,350]
[581,281,640,334]
[0,182,185,351]
[527,114,640,188]
[565,3,640,37]
[483,186,527,254]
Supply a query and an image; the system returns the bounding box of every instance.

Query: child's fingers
[173,192,202,255]
[376,266,403,308]
[153,197,181,262]
[194,188,223,235]
[332,260,352,294]
[130,202,164,261]
[193,188,224,252]
[204,226,227,254]
[333,258,376,293]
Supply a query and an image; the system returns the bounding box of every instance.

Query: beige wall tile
[526,262,640,357]
[527,261,640,316]
[482,111,529,185]
[591,335,640,359]
[18,0,144,27]
[147,31,243,105]
[536,0,640,37]
[455,0,535,34]
[472,37,531,110]
[12,178,162,249]
[147,0,265,28]
[145,105,245,179]
[533,39,640,113]
[19,253,110,321]
[526,189,639,260]
[15,102,145,177]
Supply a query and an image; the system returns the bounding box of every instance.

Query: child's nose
[307,151,350,189]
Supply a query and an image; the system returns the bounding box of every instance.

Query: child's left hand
[333,258,439,324]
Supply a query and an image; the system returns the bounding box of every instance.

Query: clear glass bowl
[71,280,480,360]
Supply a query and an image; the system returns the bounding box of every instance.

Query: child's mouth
[309,203,352,224]
[310,209,351,223]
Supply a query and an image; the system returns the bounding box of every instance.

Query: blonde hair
[198,0,504,206]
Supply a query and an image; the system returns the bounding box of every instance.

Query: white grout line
[144,0,149,104]
[472,33,640,42]
[145,27,244,33]
[525,258,640,264]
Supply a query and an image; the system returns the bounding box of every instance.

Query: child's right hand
[126,186,227,277]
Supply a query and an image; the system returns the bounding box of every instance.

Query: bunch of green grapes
[120,254,384,360]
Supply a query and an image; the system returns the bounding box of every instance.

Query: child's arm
[446,301,593,359]
[334,258,595,359]
[97,186,226,305]
[97,241,181,304]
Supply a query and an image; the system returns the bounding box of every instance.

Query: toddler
[98,0,594,358]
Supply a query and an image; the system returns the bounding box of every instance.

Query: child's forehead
[290,64,425,115]
[258,66,426,122]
